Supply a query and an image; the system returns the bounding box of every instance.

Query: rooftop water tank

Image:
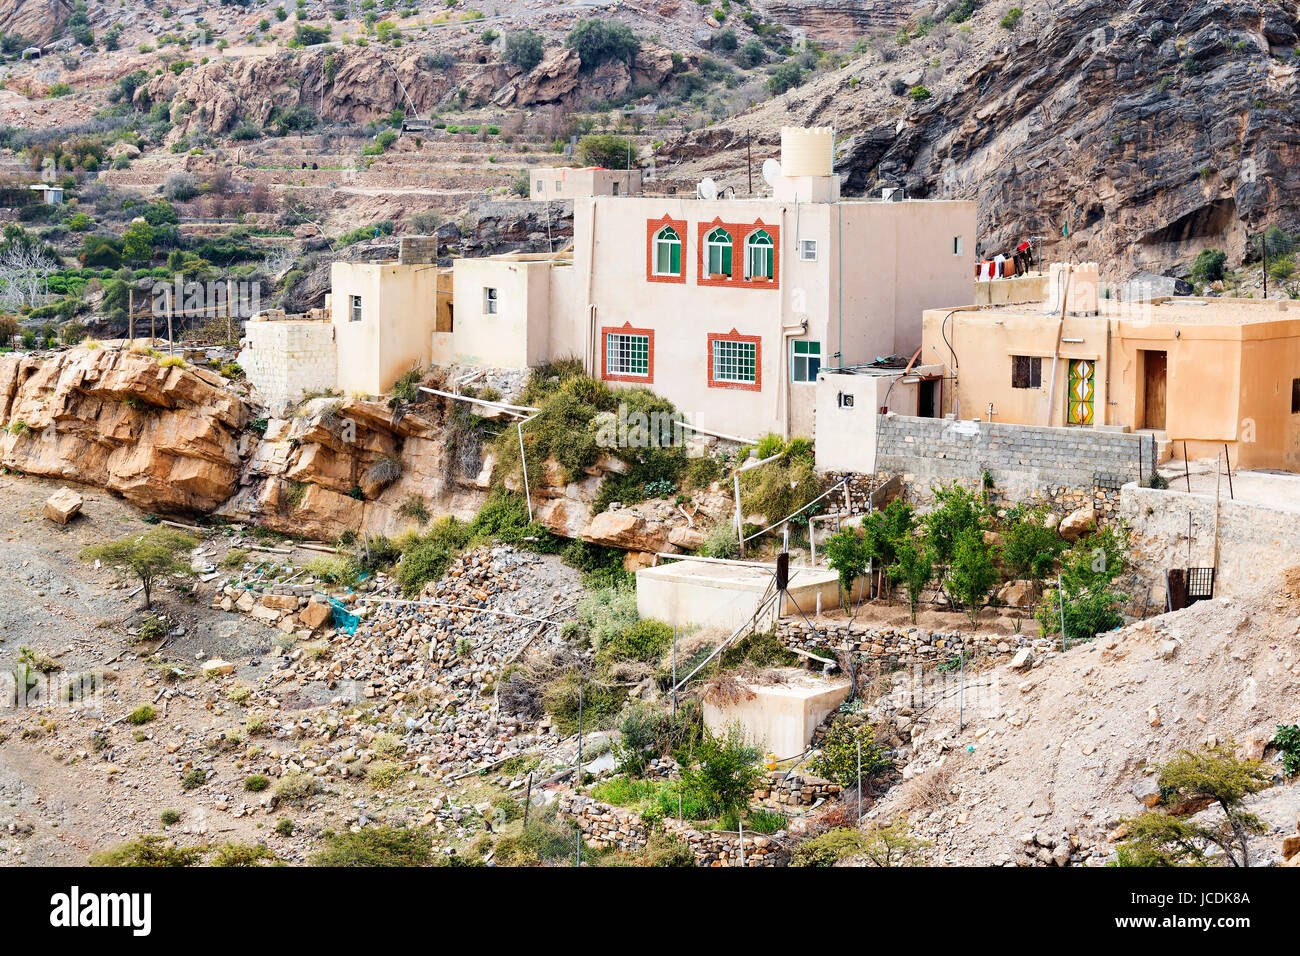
[780,126,834,178]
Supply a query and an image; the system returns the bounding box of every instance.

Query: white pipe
[419,386,538,414]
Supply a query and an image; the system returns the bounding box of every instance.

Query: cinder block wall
[242,321,338,414]
[875,415,1146,499]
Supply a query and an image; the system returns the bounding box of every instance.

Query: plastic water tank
[780,126,834,178]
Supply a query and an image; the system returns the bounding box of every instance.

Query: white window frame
[799,239,818,262]
[605,332,650,378]
[712,337,758,385]
[791,339,821,383]
[652,225,681,276]
[349,294,362,323]
[744,229,774,280]
[484,287,498,315]
[705,227,732,278]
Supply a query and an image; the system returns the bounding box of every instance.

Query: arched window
[653,226,681,276]
[705,227,733,278]
[745,229,774,280]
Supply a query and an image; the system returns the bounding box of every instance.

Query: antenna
[696,177,718,201]
[761,158,781,189]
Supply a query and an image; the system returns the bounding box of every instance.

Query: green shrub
[91,835,203,867]
[945,528,997,627]
[395,517,472,595]
[310,826,433,866]
[1000,506,1066,581]
[274,770,319,804]
[590,775,661,806]
[127,704,156,725]
[1192,248,1227,284]
[790,826,867,866]
[999,7,1023,29]
[505,29,545,70]
[678,725,762,821]
[599,619,672,663]
[745,808,787,834]
[244,774,270,792]
[541,670,625,735]
[181,768,208,789]
[809,718,892,788]
[160,809,180,826]
[1275,724,1300,777]
[576,586,640,649]
[565,18,639,71]
[209,842,275,867]
[494,810,580,866]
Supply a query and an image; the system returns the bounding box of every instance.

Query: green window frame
[791,340,821,383]
[653,226,681,276]
[745,229,774,279]
[712,338,757,384]
[606,332,650,378]
[705,227,733,278]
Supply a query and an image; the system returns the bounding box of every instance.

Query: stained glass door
[1067,359,1095,425]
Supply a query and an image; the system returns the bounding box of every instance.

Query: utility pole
[127,287,134,341]
[747,131,753,196]
[575,682,583,868]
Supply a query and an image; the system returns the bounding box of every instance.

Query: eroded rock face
[0,348,248,513]
[0,0,72,46]
[662,0,1300,276]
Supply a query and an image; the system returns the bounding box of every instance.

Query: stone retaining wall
[776,620,1037,669]
[755,770,841,808]
[558,794,789,866]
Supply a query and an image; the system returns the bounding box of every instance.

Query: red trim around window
[645,215,687,284]
[707,329,762,391]
[601,323,655,384]
[695,218,781,290]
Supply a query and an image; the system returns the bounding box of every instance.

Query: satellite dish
[762,158,781,187]
[696,177,718,201]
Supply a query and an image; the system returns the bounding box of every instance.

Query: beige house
[446,128,975,439]
[242,237,451,412]
[920,268,1300,470]
[529,166,642,200]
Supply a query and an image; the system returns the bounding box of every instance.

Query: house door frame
[1066,359,1095,425]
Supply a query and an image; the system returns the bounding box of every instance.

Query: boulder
[1058,505,1096,542]
[581,510,670,554]
[1008,648,1034,670]
[202,658,235,676]
[300,598,333,631]
[1131,775,1162,808]
[262,593,298,611]
[668,525,707,550]
[997,579,1034,608]
[42,487,83,524]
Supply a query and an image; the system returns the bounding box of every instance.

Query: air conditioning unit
[881,186,905,202]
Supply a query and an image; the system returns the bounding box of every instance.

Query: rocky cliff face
[0,0,72,46]
[146,42,680,140]
[663,0,1300,277]
[759,0,916,46]
[0,348,248,514]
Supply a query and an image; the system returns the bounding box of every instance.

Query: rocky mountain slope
[663,0,1300,277]
[860,566,1300,865]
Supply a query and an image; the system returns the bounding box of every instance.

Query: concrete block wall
[242,319,337,415]
[875,414,1145,502]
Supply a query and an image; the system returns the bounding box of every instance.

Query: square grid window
[606,333,650,378]
[1011,355,1041,389]
[799,239,818,262]
[792,340,821,383]
[484,287,498,315]
[713,338,757,384]
[349,295,362,323]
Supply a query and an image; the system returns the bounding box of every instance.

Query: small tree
[892,536,933,623]
[809,718,892,789]
[999,505,1065,584]
[1191,248,1227,284]
[564,18,639,71]
[1116,744,1273,867]
[505,29,545,71]
[945,528,996,628]
[81,528,196,609]
[679,725,763,824]
[921,481,987,566]
[576,133,638,170]
[858,816,930,867]
[823,527,867,606]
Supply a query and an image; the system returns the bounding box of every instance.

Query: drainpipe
[1042,266,1073,427]
[584,200,599,375]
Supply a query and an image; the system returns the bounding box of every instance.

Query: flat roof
[934,296,1300,327]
